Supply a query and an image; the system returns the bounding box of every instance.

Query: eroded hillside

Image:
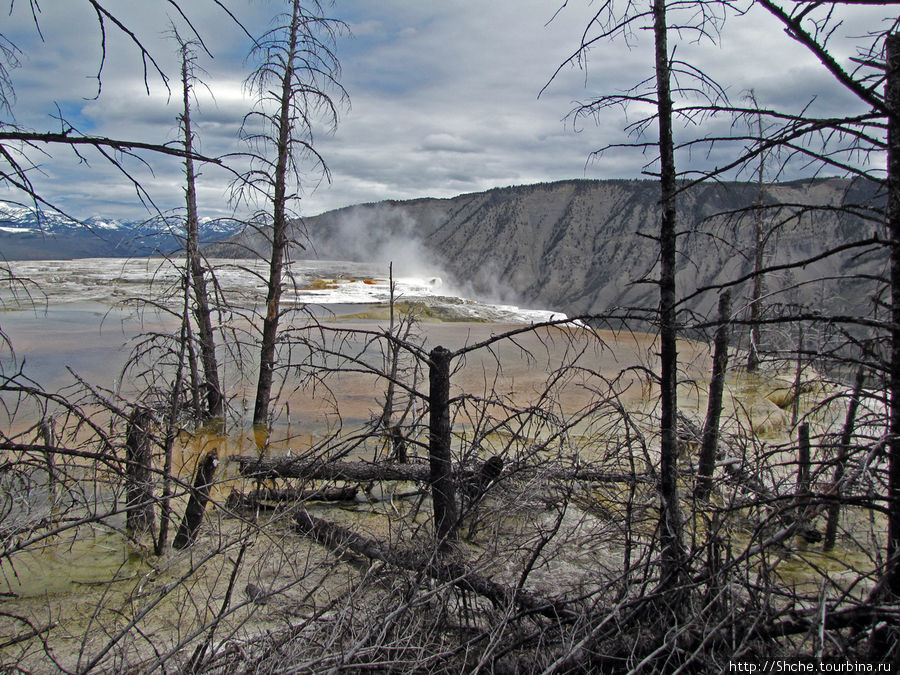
[214,177,885,323]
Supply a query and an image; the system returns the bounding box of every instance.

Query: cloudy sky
[0,0,886,221]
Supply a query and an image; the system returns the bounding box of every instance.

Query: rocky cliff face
[217,177,885,322]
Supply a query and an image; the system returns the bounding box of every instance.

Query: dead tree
[237,0,347,430]
[696,290,732,502]
[295,510,578,622]
[823,368,865,551]
[178,36,223,420]
[225,486,358,510]
[795,422,812,537]
[230,454,649,485]
[792,326,805,428]
[745,92,769,374]
[887,29,900,600]
[379,263,400,431]
[36,417,58,501]
[544,0,738,588]
[651,0,686,586]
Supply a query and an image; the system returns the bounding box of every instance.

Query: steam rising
[297,204,554,314]
[300,206,457,292]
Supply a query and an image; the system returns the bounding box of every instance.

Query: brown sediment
[299,278,340,290]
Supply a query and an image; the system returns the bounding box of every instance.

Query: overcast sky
[0,0,887,221]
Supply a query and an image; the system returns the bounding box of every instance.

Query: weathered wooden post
[125,407,155,537]
[824,367,865,551]
[173,449,219,549]
[696,290,731,502]
[428,346,457,548]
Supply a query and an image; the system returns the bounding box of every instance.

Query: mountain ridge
[3,177,884,327]
[214,176,882,321]
[0,204,243,260]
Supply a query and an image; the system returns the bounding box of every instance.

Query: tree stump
[173,449,219,549]
[125,407,155,537]
[428,346,457,548]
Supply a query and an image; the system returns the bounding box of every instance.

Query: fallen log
[230,455,649,485]
[232,456,430,482]
[751,603,900,641]
[295,510,579,622]
[225,486,358,510]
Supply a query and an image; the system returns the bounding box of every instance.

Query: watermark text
[727,660,891,673]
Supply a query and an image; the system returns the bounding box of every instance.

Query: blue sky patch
[53,101,96,133]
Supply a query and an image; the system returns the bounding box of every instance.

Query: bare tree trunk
[252,3,302,430]
[240,0,344,430]
[796,422,811,500]
[746,235,764,373]
[252,216,286,429]
[791,325,805,428]
[796,421,811,534]
[696,290,731,502]
[125,407,155,537]
[155,272,192,555]
[747,93,766,374]
[888,32,900,598]
[184,317,203,419]
[380,263,400,430]
[173,449,219,549]
[180,41,223,420]
[653,0,685,585]
[389,426,407,463]
[824,367,865,551]
[37,418,57,502]
[234,456,432,482]
[428,346,457,549]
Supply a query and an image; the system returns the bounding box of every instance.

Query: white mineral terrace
[1,257,567,324]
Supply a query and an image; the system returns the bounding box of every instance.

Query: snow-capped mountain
[0,202,244,260]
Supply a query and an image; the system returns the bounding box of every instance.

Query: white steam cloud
[297,203,561,317]
[302,206,455,289]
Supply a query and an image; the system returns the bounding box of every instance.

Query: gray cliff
[216,177,885,323]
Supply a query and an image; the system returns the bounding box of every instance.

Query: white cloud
[419,133,479,154]
[0,0,892,221]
